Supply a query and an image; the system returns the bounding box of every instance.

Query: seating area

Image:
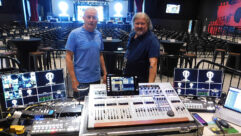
[1,22,240,82]
[0,55,25,74]
[1,0,241,135]
[0,22,131,76]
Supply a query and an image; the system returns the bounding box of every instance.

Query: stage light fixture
[114,2,123,17]
[58,1,69,16]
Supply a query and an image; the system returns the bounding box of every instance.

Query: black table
[101,50,125,75]
[159,40,184,76]
[160,40,184,55]
[103,39,122,51]
[10,38,41,71]
[226,42,241,70]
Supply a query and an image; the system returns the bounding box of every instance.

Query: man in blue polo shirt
[124,12,160,83]
[66,8,107,100]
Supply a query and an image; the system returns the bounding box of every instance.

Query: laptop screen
[0,69,66,111]
[224,87,241,113]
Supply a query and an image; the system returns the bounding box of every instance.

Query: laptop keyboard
[215,107,241,126]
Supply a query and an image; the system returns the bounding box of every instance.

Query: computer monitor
[0,69,66,111]
[173,68,223,98]
[106,75,139,96]
[224,87,241,113]
[166,4,180,14]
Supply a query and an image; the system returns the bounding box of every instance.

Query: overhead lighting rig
[73,0,112,5]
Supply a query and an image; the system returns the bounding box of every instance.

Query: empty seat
[28,51,46,71]
[0,56,24,74]
[212,48,226,68]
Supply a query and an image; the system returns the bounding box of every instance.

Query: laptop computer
[215,87,241,126]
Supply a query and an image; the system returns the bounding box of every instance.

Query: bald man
[66,8,107,100]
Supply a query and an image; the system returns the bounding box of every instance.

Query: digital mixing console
[26,99,83,135]
[52,100,83,116]
[88,83,194,129]
[31,116,81,135]
[139,83,216,112]
[89,84,107,99]
[181,99,216,112]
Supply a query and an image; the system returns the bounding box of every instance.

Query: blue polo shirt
[125,31,160,82]
[65,27,104,83]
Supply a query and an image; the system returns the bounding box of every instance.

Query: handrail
[195,59,241,88]
[195,59,241,76]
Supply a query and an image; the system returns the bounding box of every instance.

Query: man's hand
[72,80,80,92]
[149,57,158,83]
[102,74,107,84]
[100,53,107,84]
[66,50,80,92]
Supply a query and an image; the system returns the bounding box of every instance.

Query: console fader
[88,83,194,128]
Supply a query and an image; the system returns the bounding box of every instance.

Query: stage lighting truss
[73,0,112,6]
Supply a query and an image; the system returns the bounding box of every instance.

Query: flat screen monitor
[173,68,223,98]
[224,87,241,113]
[166,4,180,14]
[77,6,104,22]
[0,69,66,111]
[106,75,139,96]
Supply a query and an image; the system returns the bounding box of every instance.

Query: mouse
[167,110,175,117]
[219,119,229,128]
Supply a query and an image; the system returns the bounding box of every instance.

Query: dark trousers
[73,80,100,101]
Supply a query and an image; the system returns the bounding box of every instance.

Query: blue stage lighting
[58,1,69,16]
[114,2,123,17]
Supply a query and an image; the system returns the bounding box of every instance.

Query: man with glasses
[66,8,107,100]
[124,12,160,83]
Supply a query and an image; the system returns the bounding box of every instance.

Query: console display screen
[106,75,138,96]
[111,77,135,91]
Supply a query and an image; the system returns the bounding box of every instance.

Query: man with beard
[66,8,107,100]
[124,12,160,83]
